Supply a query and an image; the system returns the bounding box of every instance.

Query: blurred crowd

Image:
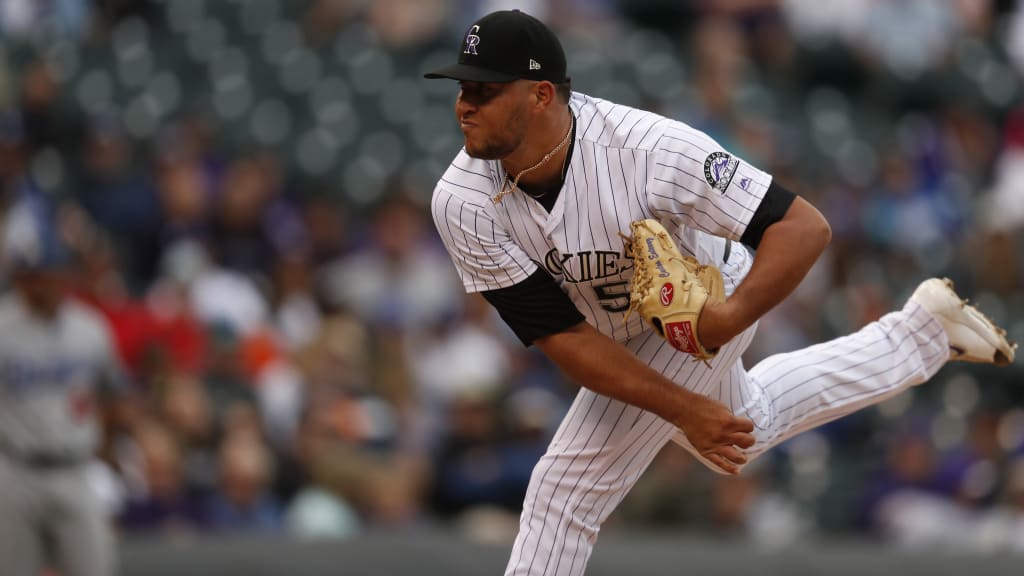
[1,0,1023,555]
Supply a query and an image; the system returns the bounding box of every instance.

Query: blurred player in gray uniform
[0,196,121,576]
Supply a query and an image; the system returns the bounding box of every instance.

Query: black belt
[723,239,732,264]
[0,444,88,469]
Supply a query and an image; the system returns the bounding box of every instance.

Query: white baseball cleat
[910,278,1016,366]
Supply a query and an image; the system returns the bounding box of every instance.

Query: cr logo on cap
[464,25,481,55]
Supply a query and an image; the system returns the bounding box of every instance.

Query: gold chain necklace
[492,114,574,204]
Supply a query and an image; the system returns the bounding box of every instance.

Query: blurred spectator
[409,292,515,447]
[288,309,424,524]
[367,0,451,50]
[18,58,81,154]
[201,323,259,422]
[185,247,271,338]
[154,158,211,267]
[0,111,23,169]
[284,485,361,539]
[708,459,809,548]
[873,489,980,550]
[0,0,90,40]
[204,430,283,532]
[208,153,302,284]
[614,445,716,528]
[501,386,562,486]
[980,107,1024,235]
[321,193,461,334]
[293,311,372,402]
[74,231,208,381]
[430,389,509,516]
[302,0,360,49]
[118,420,205,534]
[856,1,959,79]
[428,384,560,539]
[271,253,322,351]
[855,408,1019,549]
[859,417,947,535]
[860,144,951,254]
[293,389,424,526]
[156,372,217,495]
[431,389,514,517]
[687,15,750,140]
[934,408,1007,510]
[975,456,1024,551]
[77,117,162,293]
[93,0,153,25]
[299,194,351,267]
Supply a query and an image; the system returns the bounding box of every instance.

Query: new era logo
[529,59,541,70]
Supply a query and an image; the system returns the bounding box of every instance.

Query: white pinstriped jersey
[432,92,772,344]
[430,95,958,576]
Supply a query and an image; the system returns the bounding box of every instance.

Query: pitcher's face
[455,80,531,160]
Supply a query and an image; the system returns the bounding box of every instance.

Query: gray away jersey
[432,92,772,343]
[0,294,123,457]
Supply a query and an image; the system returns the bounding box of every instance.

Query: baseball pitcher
[425,10,1016,576]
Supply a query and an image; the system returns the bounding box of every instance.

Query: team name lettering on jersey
[0,358,92,396]
[543,248,630,284]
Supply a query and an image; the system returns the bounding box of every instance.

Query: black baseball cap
[424,10,567,84]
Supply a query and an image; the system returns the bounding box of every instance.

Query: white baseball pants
[505,299,949,576]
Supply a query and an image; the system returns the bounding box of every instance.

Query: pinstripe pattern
[506,300,949,576]
[432,93,768,343]
[662,302,948,474]
[743,301,947,456]
[428,91,956,575]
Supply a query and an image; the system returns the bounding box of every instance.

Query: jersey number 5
[593,280,630,313]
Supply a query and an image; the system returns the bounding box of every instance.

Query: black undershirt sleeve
[481,268,586,346]
[739,181,796,250]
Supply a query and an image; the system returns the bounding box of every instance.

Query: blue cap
[2,195,70,271]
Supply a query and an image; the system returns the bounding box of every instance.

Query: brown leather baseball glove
[622,219,725,363]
